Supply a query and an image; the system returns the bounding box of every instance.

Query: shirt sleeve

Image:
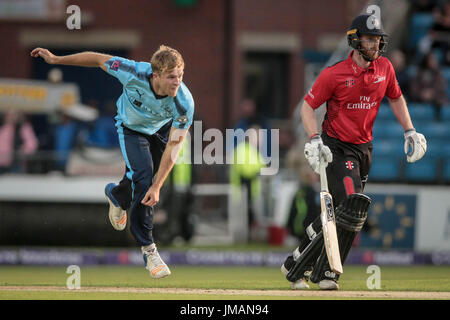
[385,60,402,99]
[104,56,137,86]
[304,67,334,109]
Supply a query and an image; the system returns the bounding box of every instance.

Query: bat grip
[318,145,329,193]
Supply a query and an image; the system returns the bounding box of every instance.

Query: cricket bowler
[31,45,194,279]
[281,14,427,290]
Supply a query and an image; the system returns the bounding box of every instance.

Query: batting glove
[404,128,427,163]
[304,134,333,174]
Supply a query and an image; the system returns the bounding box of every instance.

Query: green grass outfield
[0,265,449,300]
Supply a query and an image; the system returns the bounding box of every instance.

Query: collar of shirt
[148,74,168,100]
[345,50,377,77]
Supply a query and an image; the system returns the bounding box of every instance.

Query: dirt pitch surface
[1,286,449,299]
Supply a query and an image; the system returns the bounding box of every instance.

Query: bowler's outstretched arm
[31,47,112,72]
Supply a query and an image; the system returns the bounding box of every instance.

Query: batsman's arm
[300,100,320,138]
[388,95,414,131]
[141,126,190,207]
[30,48,112,72]
[389,94,427,162]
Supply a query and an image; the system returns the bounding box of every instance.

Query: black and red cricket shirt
[304,50,402,144]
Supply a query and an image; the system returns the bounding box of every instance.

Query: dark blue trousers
[112,121,171,246]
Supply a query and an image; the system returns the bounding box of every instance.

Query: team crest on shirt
[177,115,188,124]
[345,78,355,87]
[345,161,354,170]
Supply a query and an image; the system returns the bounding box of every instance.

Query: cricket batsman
[281,14,427,290]
[31,45,194,279]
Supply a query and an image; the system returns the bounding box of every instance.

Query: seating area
[370,2,450,184]
[371,103,450,183]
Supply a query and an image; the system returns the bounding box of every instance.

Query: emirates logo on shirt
[347,96,377,110]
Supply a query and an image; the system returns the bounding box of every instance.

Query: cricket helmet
[347,14,388,61]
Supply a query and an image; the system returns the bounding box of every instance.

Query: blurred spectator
[85,100,119,149]
[417,29,434,63]
[47,69,98,174]
[229,124,266,237]
[431,1,450,65]
[412,0,439,12]
[0,110,38,174]
[389,50,411,100]
[233,98,272,158]
[53,104,98,174]
[46,68,74,174]
[48,67,63,83]
[284,139,320,242]
[285,165,320,242]
[52,111,79,173]
[410,52,447,120]
[27,68,64,173]
[433,1,450,30]
[154,137,195,245]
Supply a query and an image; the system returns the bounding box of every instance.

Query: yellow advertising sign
[0,78,80,113]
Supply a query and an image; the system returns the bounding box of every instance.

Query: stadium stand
[408,103,436,121]
[442,105,450,120]
[409,12,435,49]
[443,143,450,182]
[370,1,450,184]
[370,139,404,181]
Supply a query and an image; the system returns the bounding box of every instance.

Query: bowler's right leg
[105,169,132,231]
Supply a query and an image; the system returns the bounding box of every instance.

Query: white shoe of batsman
[318,279,339,290]
[143,245,171,279]
[291,278,310,289]
[280,264,310,289]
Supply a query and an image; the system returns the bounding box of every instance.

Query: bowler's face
[155,67,184,97]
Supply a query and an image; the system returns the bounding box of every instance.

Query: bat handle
[318,147,329,193]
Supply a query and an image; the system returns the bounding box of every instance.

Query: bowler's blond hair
[150,45,184,74]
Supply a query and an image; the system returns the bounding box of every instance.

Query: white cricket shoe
[318,279,339,290]
[280,263,310,289]
[105,183,127,231]
[143,244,171,279]
[291,278,310,289]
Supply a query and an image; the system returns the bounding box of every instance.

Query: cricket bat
[318,150,343,275]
